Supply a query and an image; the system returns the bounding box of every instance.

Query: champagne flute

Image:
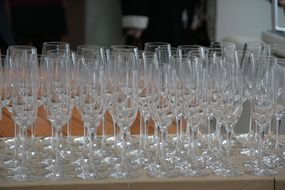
[76,56,108,179]
[45,49,73,180]
[9,46,39,180]
[108,50,139,179]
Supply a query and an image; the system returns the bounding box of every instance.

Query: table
[1,108,285,190]
[0,171,276,190]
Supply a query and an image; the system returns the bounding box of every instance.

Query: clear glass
[249,57,277,176]
[108,51,139,179]
[146,47,178,177]
[272,57,285,167]
[45,50,73,180]
[212,51,243,176]
[180,56,210,176]
[77,45,107,147]
[137,51,157,166]
[10,48,39,181]
[76,56,108,179]
[235,51,257,154]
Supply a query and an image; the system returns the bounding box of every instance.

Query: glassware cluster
[0,41,285,182]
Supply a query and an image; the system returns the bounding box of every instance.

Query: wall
[84,0,123,46]
[215,0,272,41]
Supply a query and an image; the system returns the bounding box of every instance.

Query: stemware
[234,51,258,155]
[180,56,210,176]
[146,46,178,178]
[76,55,108,179]
[41,41,71,144]
[45,49,73,180]
[212,51,243,176]
[77,45,107,149]
[271,57,285,167]
[9,46,39,180]
[136,51,158,165]
[108,50,139,179]
[109,45,138,148]
[249,56,277,176]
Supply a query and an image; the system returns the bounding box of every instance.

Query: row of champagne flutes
[0,41,285,181]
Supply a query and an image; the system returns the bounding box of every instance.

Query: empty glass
[108,50,139,179]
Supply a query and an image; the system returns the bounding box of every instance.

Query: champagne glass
[108,50,139,179]
[146,47,178,178]
[180,56,210,176]
[45,49,73,180]
[76,56,108,179]
[249,56,277,176]
[272,57,285,167]
[9,46,39,180]
[77,45,107,151]
[213,51,243,176]
[234,51,258,156]
[108,45,138,155]
[245,43,271,145]
[41,41,71,144]
[137,50,157,165]
[0,53,15,169]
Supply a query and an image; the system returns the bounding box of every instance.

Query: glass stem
[216,121,223,154]
[225,125,233,166]
[248,99,255,137]
[257,122,268,169]
[207,116,214,152]
[83,125,87,145]
[113,119,117,148]
[19,127,28,170]
[191,127,198,157]
[176,116,181,150]
[52,126,61,176]
[180,116,184,143]
[155,126,161,161]
[275,118,281,152]
[101,113,106,150]
[121,129,128,167]
[87,127,97,172]
[139,113,144,150]
[14,122,19,166]
[31,122,36,145]
[143,117,149,149]
[67,120,71,143]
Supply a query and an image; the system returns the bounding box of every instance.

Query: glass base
[146,160,179,178]
[214,168,243,177]
[109,164,140,179]
[180,167,210,177]
[248,168,278,176]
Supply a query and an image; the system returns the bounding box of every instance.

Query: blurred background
[1,0,285,51]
